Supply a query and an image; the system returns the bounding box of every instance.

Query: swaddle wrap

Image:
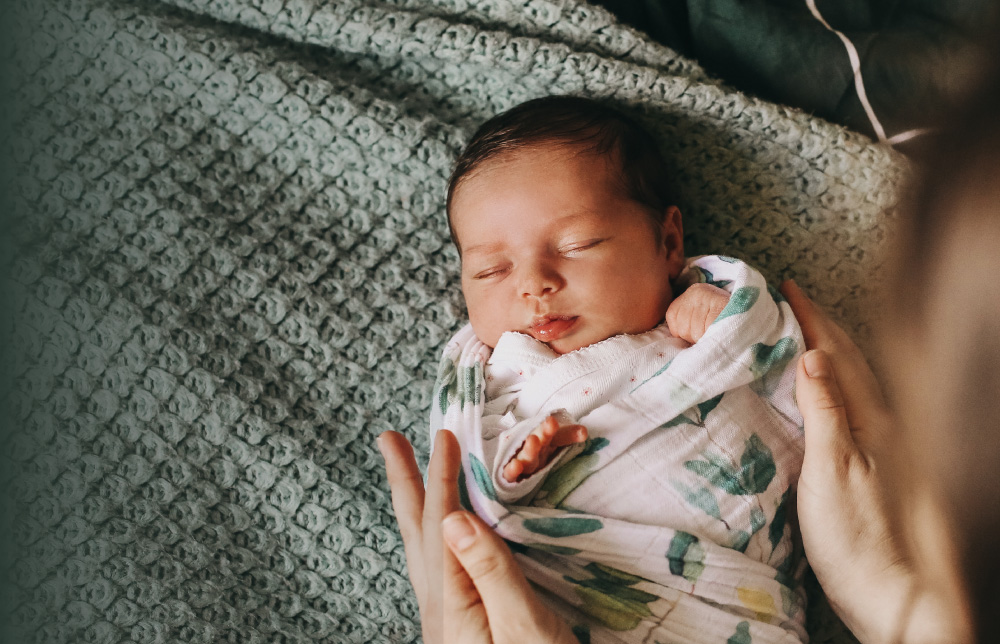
[430,255,808,643]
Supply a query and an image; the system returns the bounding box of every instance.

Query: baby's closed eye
[473,266,509,279]
[559,238,605,255]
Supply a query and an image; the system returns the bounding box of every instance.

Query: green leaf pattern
[714,286,759,323]
[727,621,752,644]
[679,435,778,551]
[781,585,801,620]
[458,364,481,409]
[536,438,609,508]
[435,358,482,414]
[668,380,701,411]
[672,482,722,520]
[690,266,733,290]
[666,531,706,583]
[768,491,789,553]
[749,337,798,396]
[435,357,456,415]
[630,359,672,393]
[523,517,603,538]
[469,453,497,501]
[731,508,767,553]
[685,434,776,498]
[660,392,724,429]
[457,466,473,511]
[566,563,657,631]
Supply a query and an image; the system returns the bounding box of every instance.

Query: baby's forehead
[451,139,661,245]
[467,141,625,196]
[494,139,616,168]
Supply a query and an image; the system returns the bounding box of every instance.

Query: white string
[886,128,932,145]
[805,0,890,142]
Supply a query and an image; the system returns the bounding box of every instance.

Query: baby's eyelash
[473,266,509,280]
[562,239,604,254]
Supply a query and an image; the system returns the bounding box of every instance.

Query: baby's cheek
[466,299,505,347]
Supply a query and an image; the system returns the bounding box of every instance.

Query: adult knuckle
[466,551,508,582]
[497,618,543,643]
[814,389,845,412]
[390,469,423,492]
[397,521,421,546]
[810,377,845,410]
[832,450,855,479]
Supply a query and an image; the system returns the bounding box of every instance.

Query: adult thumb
[796,350,856,471]
[441,511,576,644]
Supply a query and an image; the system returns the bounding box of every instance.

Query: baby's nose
[519,263,564,298]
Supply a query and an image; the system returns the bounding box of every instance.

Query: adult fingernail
[375,433,386,457]
[442,513,477,551]
[803,350,829,378]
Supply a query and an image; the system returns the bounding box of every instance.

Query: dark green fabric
[592,0,996,146]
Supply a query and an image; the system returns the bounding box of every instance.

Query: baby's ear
[661,205,685,279]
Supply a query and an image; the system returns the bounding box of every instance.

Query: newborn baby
[431,96,807,643]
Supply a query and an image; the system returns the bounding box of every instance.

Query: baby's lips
[527,315,578,342]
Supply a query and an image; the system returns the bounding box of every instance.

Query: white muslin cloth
[429,255,808,643]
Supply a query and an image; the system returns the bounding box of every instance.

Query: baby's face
[451,144,684,354]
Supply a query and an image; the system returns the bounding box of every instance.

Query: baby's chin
[547,336,605,355]
[547,321,667,354]
[477,318,665,355]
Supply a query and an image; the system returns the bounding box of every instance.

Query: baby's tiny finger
[552,425,588,447]
[520,434,540,461]
[504,459,523,481]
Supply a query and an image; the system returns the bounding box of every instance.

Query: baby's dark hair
[445,95,675,253]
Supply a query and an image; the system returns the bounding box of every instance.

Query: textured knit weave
[3,0,900,642]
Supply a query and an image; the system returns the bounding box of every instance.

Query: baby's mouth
[527,315,579,343]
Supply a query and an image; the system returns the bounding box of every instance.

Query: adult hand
[780,280,917,644]
[378,428,578,644]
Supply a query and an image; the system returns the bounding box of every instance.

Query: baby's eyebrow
[463,241,504,257]
[463,210,602,257]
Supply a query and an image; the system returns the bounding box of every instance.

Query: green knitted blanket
[3,0,904,642]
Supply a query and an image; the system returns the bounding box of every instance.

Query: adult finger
[423,430,477,640]
[378,431,428,599]
[795,350,858,477]
[780,280,869,365]
[442,511,579,644]
[780,280,890,436]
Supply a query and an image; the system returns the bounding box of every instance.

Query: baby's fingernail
[443,513,477,551]
[803,350,829,378]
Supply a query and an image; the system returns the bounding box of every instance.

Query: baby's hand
[502,415,588,483]
[665,283,731,344]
